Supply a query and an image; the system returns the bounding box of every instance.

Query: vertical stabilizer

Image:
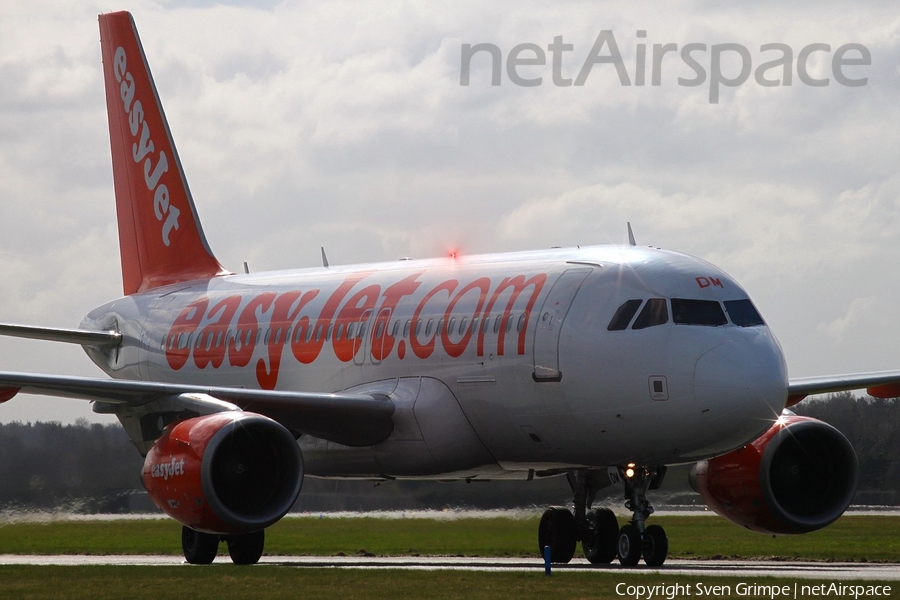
[99,11,229,295]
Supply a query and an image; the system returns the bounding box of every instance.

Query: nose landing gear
[618,464,668,566]
[537,465,668,567]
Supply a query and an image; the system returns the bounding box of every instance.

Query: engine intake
[690,414,858,534]
[143,412,303,533]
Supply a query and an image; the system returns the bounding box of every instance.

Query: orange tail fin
[99,11,229,295]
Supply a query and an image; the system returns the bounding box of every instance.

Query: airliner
[0,11,894,567]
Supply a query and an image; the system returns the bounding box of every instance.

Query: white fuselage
[82,245,789,479]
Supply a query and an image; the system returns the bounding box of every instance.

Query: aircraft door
[141,294,178,380]
[353,309,374,366]
[532,267,592,381]
[370,308,392,365]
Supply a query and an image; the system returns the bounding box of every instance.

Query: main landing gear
[182,526,266,565]
[537,465,668,567]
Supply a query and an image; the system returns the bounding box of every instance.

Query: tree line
[0,392,896,513]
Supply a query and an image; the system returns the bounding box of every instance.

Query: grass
[0,516,896,599]
[0,514,897,562]
[0,567,894,600]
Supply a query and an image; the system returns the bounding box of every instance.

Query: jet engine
[690,414,858,534]
[142,412,303,533]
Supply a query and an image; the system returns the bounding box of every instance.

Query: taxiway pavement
[0,555,897,580]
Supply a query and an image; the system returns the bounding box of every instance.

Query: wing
[0,371,394,447]
[788,369,900,406]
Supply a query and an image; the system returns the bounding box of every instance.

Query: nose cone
[694,329,788,452]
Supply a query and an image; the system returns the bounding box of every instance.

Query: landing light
[625,463,636,478]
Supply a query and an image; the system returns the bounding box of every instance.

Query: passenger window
[672,299,727,326]
[348,322,356,339]
[517,313,526,332]
[724,299,765,327]
[632,299,668,330]
[448,318,456,334]
[391,321,400,337]
[426,319,433,336]
[493,315,502,333]
[294,325,304,343]
[403,320,411,338]
[415,320,422,337]
[460,317,468,335]
[608,299,643,331]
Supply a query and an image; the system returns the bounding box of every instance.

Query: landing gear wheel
[642,524,668,567]
[583,508,618,564]
[226,530,265,565]
[182,526,219,565]
[538,507,577,563]
[617,524,642,567]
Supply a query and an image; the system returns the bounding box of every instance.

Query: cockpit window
[632,298,669,330]
[671,299,727,326]
[724,299,765,327]
[607,299,643,331]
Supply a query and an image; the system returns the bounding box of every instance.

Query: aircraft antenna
[243,262,250,274]
[627,222,637,246]
[321,247,330,268]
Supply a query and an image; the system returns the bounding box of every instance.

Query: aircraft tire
[642,524,668,567]
[538,507,577,563]
[226,529,265,565]
[182,526,219,564]
[583,508,618,564]
[617,524,642,567]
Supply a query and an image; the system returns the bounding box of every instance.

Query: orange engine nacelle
[690,414,858,534]
[142,412,303,534]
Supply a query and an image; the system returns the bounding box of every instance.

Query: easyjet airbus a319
[0,11,894,567]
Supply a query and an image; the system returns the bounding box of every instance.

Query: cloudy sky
[1,1,899,424]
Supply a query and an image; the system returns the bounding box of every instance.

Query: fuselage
[82,245,789,478]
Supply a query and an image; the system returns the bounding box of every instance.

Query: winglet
[627,222,637,246]
[99,11,230,295]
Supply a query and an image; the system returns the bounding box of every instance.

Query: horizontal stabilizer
[0,371,394,447]
[0,323,121,347]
